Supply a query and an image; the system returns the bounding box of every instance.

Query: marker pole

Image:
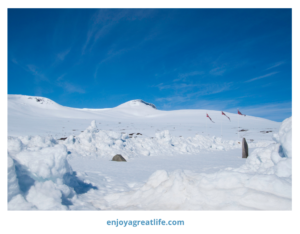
[221,114,223,137]
[238,109,240,139]
[206,116,207,136]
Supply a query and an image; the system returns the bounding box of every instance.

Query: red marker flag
[222,111,231,121]
[238,110,246,116]
[206,113,215,123]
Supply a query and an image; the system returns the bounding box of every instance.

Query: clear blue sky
[8,9,291,122]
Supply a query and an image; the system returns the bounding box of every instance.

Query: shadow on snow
[13,159,97,207]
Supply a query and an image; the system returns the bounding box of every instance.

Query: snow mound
[7,134,98,210]
[99,117,292,210]
[26,180,68,210]
[14,144,72,180]
[8,94,60,107]
[116,99,157,109]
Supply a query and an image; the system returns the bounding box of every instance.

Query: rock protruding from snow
[112,154,127,162]
[242,138,248,158]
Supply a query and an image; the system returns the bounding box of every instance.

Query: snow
[7,155,20,202]
[7,94,292,210]
[62,120,274,159]
[26,180,68,210]
[96,116,291,210]
[8,94,280,141]
[100,170,291,210]
[13,144,72,180]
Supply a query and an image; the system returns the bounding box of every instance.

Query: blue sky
[8,9,291,121]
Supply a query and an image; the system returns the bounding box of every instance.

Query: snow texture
[7,130,96,210]
[98,117,292,210]
[7,155,20,202]
[7,94,291,210]
[63,121,274,159]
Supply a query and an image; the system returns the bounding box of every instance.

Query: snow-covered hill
[8,94,280,141]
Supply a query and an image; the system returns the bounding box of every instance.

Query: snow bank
[14,144,72,180]
[63,121,274,159]
[7,135,89,210]
[99,117,292,210]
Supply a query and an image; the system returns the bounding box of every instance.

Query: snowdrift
[63,120,273,159]
[99,117,292,210]
[7,135,97,210]
[7,117,292,210]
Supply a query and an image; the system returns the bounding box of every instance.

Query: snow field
[97,117,292,210]
[7,116,291,210]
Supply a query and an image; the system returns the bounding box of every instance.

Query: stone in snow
[112,154,127,162]
[242,138,249,158]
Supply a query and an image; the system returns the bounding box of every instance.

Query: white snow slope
[8,94,279,140]
[7,94,291,210]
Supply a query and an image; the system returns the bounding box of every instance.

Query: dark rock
[112,154,127,162]
[239,129,248,132]
[260,130,272,134]
[242,138,249,158]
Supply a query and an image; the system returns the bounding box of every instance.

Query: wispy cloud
[155,83,233,109]
[57,81,85,94]
[57,48,71,61]
[194,83,232,96]
[174,71,204,81]
[265,61,285,70]
[27,64,48,82]
[154,82,198,91]
[64,82,85,94]
[11,58,18,64]
[245,72,278,83]
[82,10,137,55]
[56,74,66,81]
[82,9,158,56]
[55,74,85,94]
[209,66,226,76]
[156,97,239,111]
[225,102,291,122]
[156,95,190,104]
